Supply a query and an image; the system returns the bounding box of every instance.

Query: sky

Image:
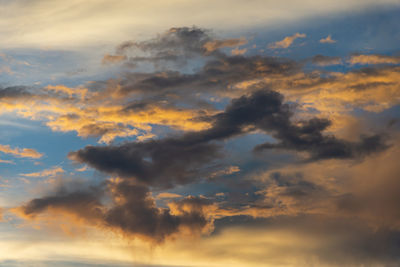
[1,0,400,266]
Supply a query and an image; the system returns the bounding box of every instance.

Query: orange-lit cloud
[4,26,400,267]
[268,33,306,49]
[21,167,64,178]
[209,165,240,178]
[0,159,15,164]
[102,54,127,64]
[204,37,247,53]
[349,54,400,65]
[0,84,212,143]
[0,144,43,159]
[319,34,336,44]
[231,47,247,55]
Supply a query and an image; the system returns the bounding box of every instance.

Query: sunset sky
[1,1,400,266]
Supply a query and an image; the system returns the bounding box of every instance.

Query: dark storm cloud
[68,90,289,186]
[70,89,389,187]
[105,182,210,242]
[18,182,212,242]
[254,118,388,161]
[20,188,104,221]
[69,138,221,188]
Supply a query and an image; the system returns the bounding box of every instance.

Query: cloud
[209,166,240,178]
[21,167,64,178]
[311,55,342,66]
[105,27,247,67]
[349,54,400,65]
[319,34,336,44]
[15,181,214,243]
[69,89,388,188]
[109,27,212,65]
[75,166,89,172]
[0,144,43,159]
[68,137,221,188]
[7,28,400,258]
[0,86,32,100]
[156,193,183,199]
[203,37,247,53]
[254,121,388,161]
[224,137,400,228]
[0,159,15,164]
[268,33,306,49]
[258,65,400,113]
[0,81,212,143]
[101,54,127,65]
[199,215,400,266]
[231,47,247,56]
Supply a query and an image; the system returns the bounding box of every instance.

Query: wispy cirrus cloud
[20,167,64,178]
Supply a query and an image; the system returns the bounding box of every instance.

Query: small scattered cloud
[0,144,43,159]
[204,37,247,53]
[231,47,247,56]
[21,167,64,178]
[320,34,336,44]
[156,192,183,199]
[268,33,306,49]
[0,159,15,164]
[209,166,240,178]
[349,54,400,65]
[311,55,342,66]
[75,165,89,172]
[101,54,127,65]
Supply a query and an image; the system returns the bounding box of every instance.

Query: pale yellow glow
[0,0,398,49]
[0,221,345,267]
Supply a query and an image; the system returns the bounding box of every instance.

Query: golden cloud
[0,144,43,159]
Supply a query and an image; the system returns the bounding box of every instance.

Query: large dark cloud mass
[70,89,388,186]
[19,181,212,242]
[12,27,398,255]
